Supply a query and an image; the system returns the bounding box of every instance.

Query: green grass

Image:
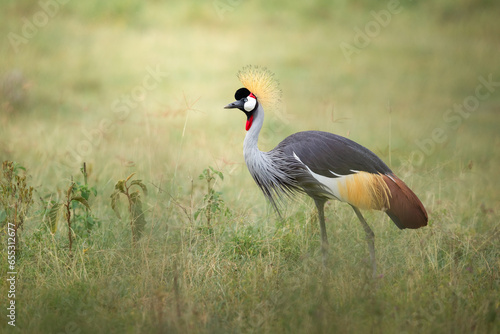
[1,0,499,333]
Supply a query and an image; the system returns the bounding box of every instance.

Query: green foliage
[194,166,230,228]
[40,163,99,243]
[0,161,34,251]
[71,163,100,238]
[110,172,148,243]
[60,181,91,252]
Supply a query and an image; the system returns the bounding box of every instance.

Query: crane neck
[241,103,300,212]
[243,103,265,157]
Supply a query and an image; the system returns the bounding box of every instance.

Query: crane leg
[314,199,328,264]
[351,206,377,277]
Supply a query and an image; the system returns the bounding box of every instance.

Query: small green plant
[41,163,97,250]
[71,163,100,238]
[43,182,90,252]
[194,166,229,228]
[62,182,91,252]
[110,173,148,243]
[0,161,34,252]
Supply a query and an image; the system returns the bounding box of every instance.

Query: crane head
[224,87,258,131]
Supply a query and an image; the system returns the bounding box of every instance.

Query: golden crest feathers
[237,65,282,109]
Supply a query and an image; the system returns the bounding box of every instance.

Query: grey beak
[224,99,245,109]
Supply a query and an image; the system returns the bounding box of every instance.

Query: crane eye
[244,96,257,112]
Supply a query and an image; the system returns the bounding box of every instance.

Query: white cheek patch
[244,96,257,112]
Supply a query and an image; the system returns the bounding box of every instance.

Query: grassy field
[1,0,499,333]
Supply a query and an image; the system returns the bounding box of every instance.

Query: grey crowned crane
[224,66,428,275]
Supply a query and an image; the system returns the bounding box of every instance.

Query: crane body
[224,67,428,275]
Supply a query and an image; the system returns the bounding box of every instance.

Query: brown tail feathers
[382,174,428,229]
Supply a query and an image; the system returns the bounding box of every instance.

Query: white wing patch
[329,170,343,177]
[293,151,355,202]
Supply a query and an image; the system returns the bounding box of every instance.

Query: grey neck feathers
[243,104,265,162]
[242,104,302,211]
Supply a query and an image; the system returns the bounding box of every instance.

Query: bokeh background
[1,0,499,333]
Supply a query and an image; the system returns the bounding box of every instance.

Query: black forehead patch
[235,87,251,100]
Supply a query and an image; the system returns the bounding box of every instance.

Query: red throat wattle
[246,115,254,131]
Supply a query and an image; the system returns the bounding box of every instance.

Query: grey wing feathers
[275,131,392,177]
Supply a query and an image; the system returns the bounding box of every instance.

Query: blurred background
[1,0,499,206]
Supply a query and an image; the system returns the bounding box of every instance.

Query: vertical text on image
[6,222,17,327]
